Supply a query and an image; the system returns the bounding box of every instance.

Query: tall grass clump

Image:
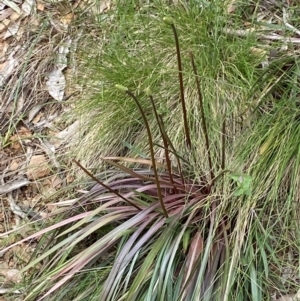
[71,0,262,171]
[230,55,300,299]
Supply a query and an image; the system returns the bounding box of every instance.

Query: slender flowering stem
[115,85,169,218]
[221,117,226,171]
[190,52,214,182]
[171,23,191,149]
[148,93,177,193]
[73,159,142,211]
[164,17,191,149]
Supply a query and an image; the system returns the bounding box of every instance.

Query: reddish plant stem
[73,159,142,211]
[171,23,191,149]
[190,52,214,182]
[221,117,226,171]
[126,90,169,218]
[148,94,177,193]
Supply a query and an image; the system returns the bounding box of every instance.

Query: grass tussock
[71,0,263,172]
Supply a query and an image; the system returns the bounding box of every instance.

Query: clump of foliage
[3,1,300,301]
[3,16,240,301]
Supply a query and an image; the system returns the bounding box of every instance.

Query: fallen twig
[0,178,30,194]
[7,192,27,219]
[223,28,300,44]
[282,8,300,37]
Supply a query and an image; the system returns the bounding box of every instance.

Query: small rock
[9,160,19,171]
[66,174,74,183]
[26,155,51,180]
[37,1,45,11]
[5,269,22,283]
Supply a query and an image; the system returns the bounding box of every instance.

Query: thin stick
[282,8,300,37]
[222,28,300,44]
